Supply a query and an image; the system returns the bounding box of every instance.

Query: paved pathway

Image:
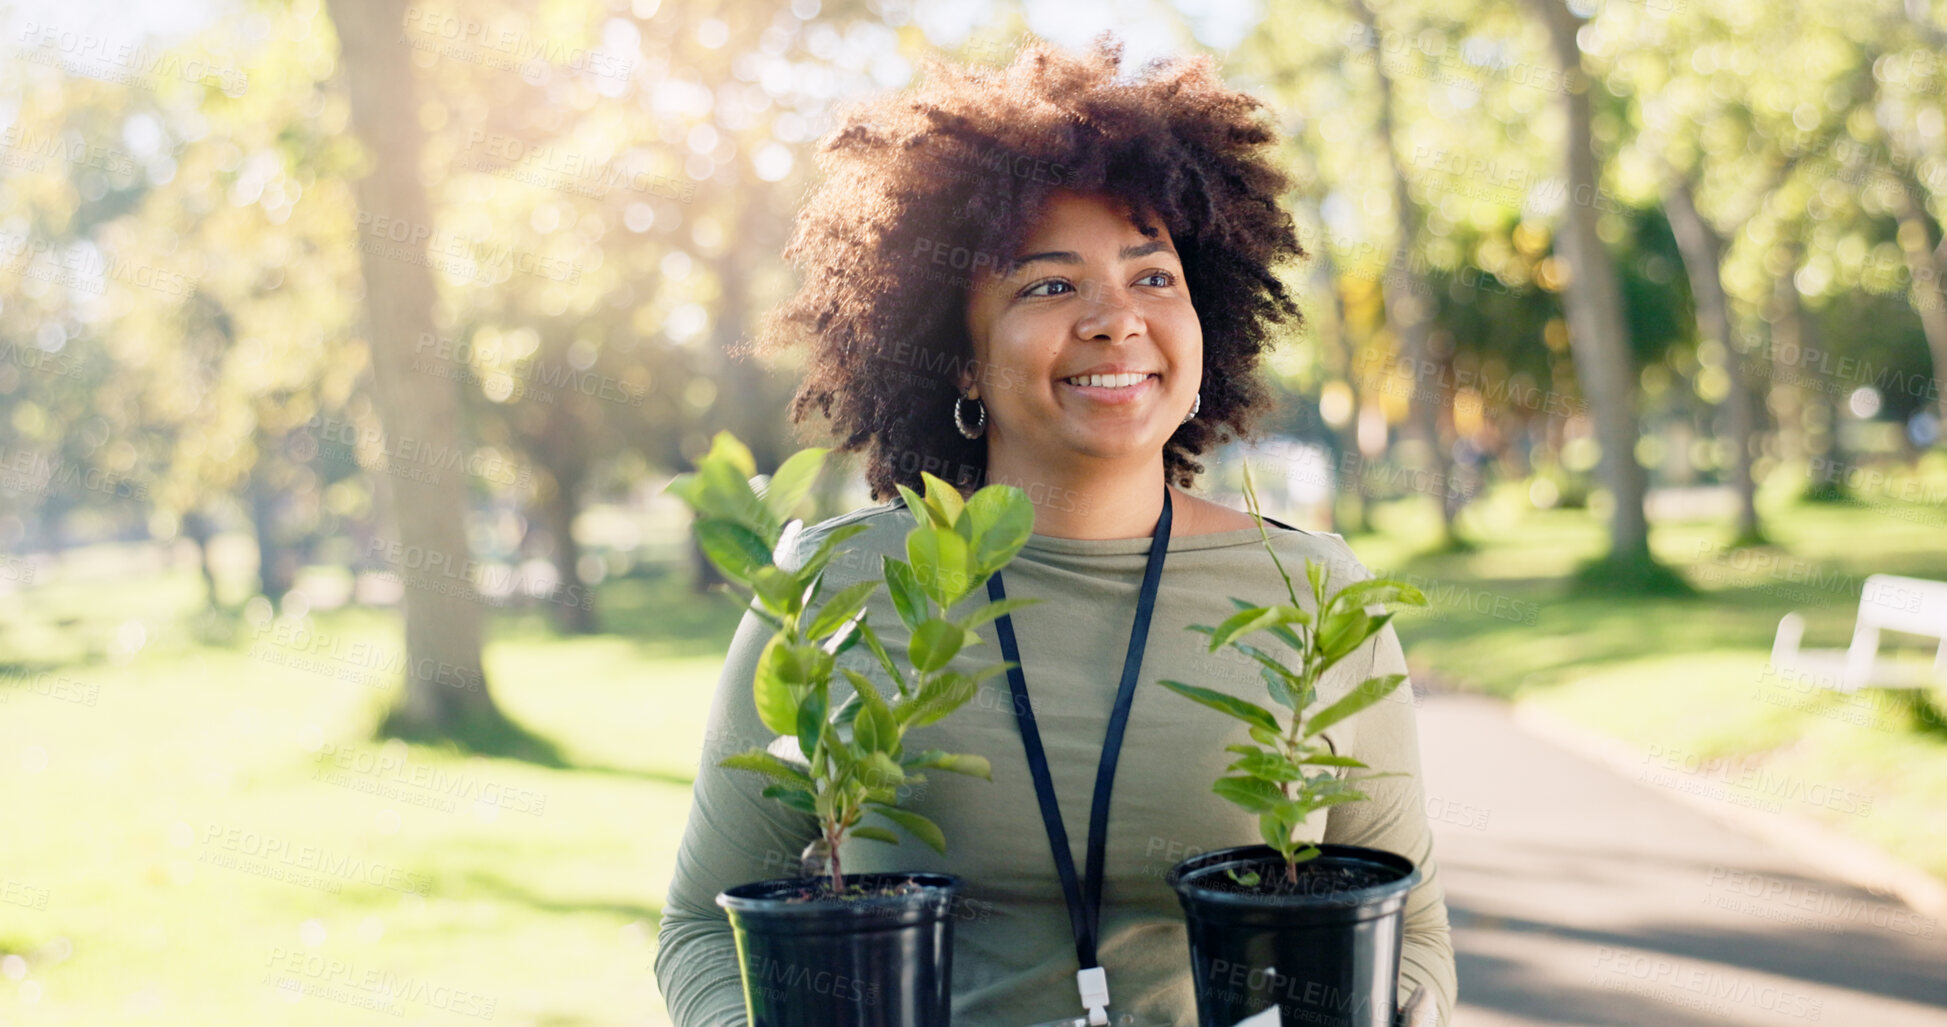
[1417,692,1947,1026]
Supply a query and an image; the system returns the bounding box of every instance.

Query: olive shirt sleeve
[652,601,821,1027]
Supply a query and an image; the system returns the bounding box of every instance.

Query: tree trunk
[326,0,502,738]
[1771,251,1850,499]
[1663,175,1761,542]
[1351,0,1454,543]
[546,466,596,634]
[248,461,294,606]
[1890,180,1947,425]
[1526,0,1651,565]
[182,507,221,610]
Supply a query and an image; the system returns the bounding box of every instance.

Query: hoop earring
[1181,391,1201,424]
[954,393,987,439]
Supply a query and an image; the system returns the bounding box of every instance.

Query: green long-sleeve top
[655,499,1457,1026]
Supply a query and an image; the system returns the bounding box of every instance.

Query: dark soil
[765,875,937,904]
[1195,857,1399,899]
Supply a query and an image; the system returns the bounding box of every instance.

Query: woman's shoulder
[1213,518,1375,586]
[786,500,915,573]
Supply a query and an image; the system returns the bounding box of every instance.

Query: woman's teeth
[1063,373,1153,388]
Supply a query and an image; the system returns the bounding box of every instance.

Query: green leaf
[896,483,951,530]
[761,784,816,815]
[1259,810,1294,852]
[707,431,758,477]
[1296,791,1370,817]
[1226,866,1262,887]
[1212,775,1286,813]
[1228,597,1304,652]
[720,749,812,786]
[1297,753,1368,768]
[851,697,882,752]
[750,565,804,616]
[1306,559,1328,606]
[907,527,972,608]
[1320,608,1392,665]
[1303,674,1408,739]
[796,687,827,760]
[871,805,947,853]
[849,825,901,845]
[1225,749,1305,782]
[1248,724,1282,746]
[842,669,901,756]
[882,557,928,630]
[856,622,907,697]
[970,662,1015,686]
[663,470,705,511]
[1155,680,1281,734]
[964,485,1036,576]
[832,691,864,726]
[752,637,804,736]
[1208,604,1311,652]
[909,618,965,673]
[961,596,1039,631]
[700,455,775,537]
[902,751,992,780]
[695,520,773,584]
[1329,578,1428,615]
[806,579,879,640]
[1262,666,1297,709]
[920,472,967,531]
[902,671,977,727]
[762,448,827,522]
[859,751,906,793]
[1228,641,1302,708]
[1206,606,1275,651]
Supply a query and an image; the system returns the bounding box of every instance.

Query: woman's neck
[983,450,1169,540]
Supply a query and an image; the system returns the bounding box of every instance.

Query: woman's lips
[1057,373,1159,405]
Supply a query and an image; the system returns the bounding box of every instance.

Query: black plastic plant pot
[717,872,961,1027]
[1165,844,1420,1027]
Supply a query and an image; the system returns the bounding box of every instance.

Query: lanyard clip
[1076,967,1110,1026]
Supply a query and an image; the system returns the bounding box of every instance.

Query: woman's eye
[1139,270,1176,287]
[1021,279,1073,298]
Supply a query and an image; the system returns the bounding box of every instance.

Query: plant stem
[1241,464,1302,609]
[828,822,845,894]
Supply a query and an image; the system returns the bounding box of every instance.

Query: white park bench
[1771,574,1947,693]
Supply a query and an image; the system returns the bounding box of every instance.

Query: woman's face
[961,188,1202,476]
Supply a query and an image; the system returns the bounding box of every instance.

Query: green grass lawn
[0,565,743,1026]
[1,474,1942,1024]
[1352,472,1947,879]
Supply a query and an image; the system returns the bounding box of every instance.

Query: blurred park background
[3,0,1946,1023]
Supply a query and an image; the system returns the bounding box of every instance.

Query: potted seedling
[1156,467,1428,1027]
[669,435,1037,1027]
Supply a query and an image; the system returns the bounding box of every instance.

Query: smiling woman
[659,32,1455,1027]
[740,32,1307,515]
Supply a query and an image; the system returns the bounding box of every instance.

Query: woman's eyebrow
[1005,239,1176,275]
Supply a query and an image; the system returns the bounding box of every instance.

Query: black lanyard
[985,486,1173,994]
